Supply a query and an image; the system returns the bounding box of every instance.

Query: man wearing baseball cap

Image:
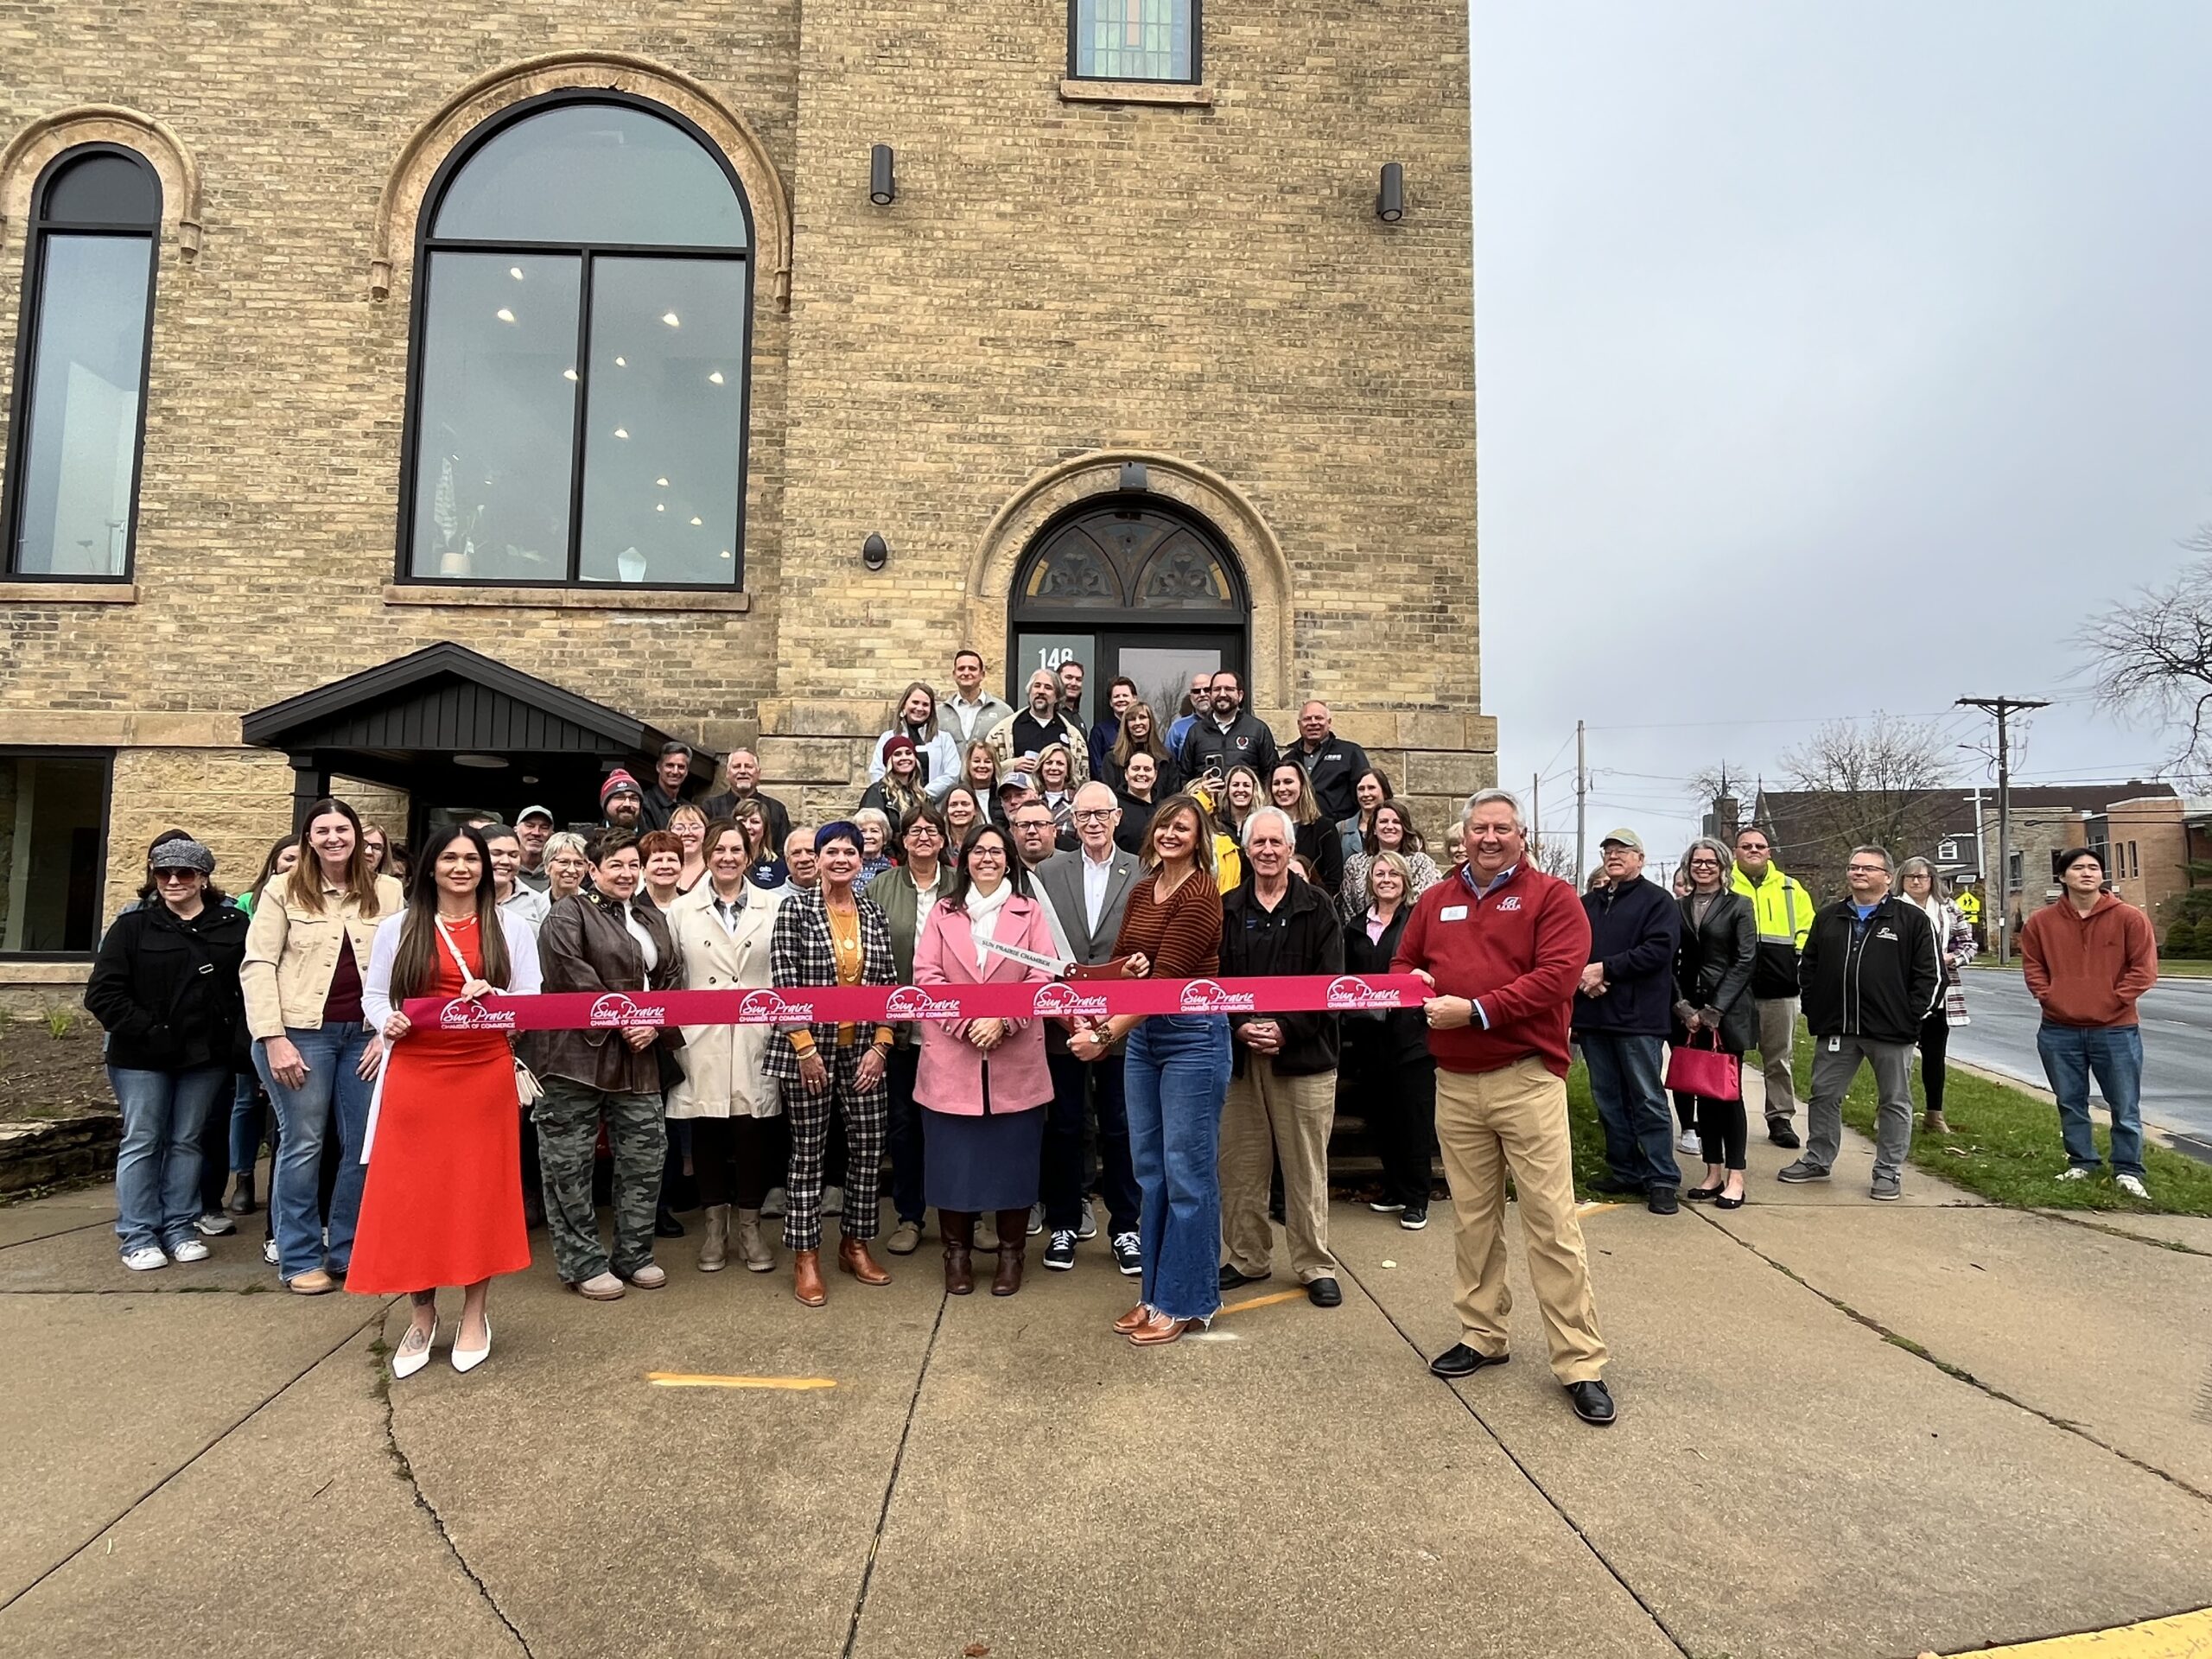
[600,769,645,830]
[514,804,556,893]
[1572,829,1684,1212]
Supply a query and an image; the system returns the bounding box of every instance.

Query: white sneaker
[194,1212,236,1236]
[168,1237,212,1263]
[2056,1166,2091,1183]
[2116,1173,2149,1199]
[122,1246,168,1272]
[1027,1202,1046,1237]
[261,1238,280,1266]
[822,1185,843,1216]
[1676,1130,1701,1155]
[760,1185,789,1219]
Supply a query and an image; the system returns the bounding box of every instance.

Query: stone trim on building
[0,104,204,259]
[366,51,795,307]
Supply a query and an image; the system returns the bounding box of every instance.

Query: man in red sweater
[2020,846,2159,1198]
[1395,788,1614,1427]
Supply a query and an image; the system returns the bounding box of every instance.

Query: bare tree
[1528,832,1578,880]
[1771,715,1956,894]
[2081,530,2212,779]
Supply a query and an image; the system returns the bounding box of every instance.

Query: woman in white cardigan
[667,820,783,1272]
[866,681,963,801]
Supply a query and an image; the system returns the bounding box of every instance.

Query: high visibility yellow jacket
[1732,861,1815,999]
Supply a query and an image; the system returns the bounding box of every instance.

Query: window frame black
[0,745,116,962]
[392,90,758,594]
[1065,0,1204,85]
[0,144,162,584]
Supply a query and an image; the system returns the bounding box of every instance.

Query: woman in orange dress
[354,825,542,1377]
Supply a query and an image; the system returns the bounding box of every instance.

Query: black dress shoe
[1767,1122,1802,1149]
[1428,1343,1509,1379]
[654,1208,687,1239]
[1566,1380,1617,1426]
[1646,1185,1680,1216]
[1306,1276,1342,1307]
[1218,1263,1271,1291]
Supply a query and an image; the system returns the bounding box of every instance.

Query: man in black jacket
[1217,807,1347,1306]
[1779,845,1938,1201]
[1571,830,1684,1212]
[1181,669,1279,785]
[1290,700,1372,826]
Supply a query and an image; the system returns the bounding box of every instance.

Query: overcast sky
[1471,0,2212,875]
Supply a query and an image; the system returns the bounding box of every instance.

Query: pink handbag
[1664,1032,1741,1101]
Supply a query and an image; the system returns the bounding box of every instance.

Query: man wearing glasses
[1732,827,1816,1147]
[1779,847,1939,1201]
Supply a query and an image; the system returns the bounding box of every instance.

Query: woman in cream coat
[667,820,782,1273]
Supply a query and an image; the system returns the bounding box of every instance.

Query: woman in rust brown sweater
[1068,792,1227,1345]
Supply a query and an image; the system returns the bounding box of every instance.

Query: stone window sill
[384,584,750,614]
[0,582,137,605]
[1058,79,1215,107]
[0,961,92,984]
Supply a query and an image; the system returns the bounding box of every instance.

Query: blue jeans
[1124,1014,1230,1322]
[255,1024,374,1278]
[1579,1031,1681,1191]
[229,1071,270,1174]
[2037,1023,2145,1179]
[110,1065,227,1254]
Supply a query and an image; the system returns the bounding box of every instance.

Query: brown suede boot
[992,1209,1027,1296]
[838,1236,892,1286]
[697,1205,730,1273]
[792,1248,826,1306]
[941,1211,976,1295]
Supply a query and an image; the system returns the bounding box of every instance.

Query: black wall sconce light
[870,144,896,206]
[861,531,889,570]
[1376,162,1405,224]
[1118,461,1148,493]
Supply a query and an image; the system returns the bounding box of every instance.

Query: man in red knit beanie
[1395,788,1615,1426]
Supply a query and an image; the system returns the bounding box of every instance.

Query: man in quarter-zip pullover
[1778,846,1937,1202]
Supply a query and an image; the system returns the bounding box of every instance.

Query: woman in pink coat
[912,822,1059,1297]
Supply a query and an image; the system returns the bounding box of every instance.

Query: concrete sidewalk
[3,1125,2209,1659]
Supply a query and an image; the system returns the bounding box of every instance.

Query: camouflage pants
[535,1078,666,1284]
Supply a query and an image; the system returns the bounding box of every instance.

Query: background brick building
[0,3,1490,1008]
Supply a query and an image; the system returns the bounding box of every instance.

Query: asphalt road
[1951,968,2212,1146]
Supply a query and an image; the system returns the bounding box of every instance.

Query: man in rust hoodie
[1395,788,1613,1427]
[2020,846,2158,1198]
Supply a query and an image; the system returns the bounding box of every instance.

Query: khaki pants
[1434,1058,1608,1384]
[1219,1060,1338,1284]
[1754,997,1800,1124]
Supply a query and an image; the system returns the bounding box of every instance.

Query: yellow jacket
[1732,861,1814,999]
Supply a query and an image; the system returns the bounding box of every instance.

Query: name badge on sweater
[1440,905,1469,922]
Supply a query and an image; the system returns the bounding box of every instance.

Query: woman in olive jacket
[1672,837,1758,1206]
[86,837,251,1270]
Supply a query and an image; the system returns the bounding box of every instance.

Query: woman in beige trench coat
[667,820,782,1272]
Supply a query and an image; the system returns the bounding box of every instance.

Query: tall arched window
[3,146,161,579]
[400,94,753,588]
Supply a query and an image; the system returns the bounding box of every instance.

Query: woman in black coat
[1672,837,1758,1207]
[1339,852,1437,1226]
[85,838,251,1271]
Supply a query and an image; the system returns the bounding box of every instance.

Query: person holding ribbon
[355,824,541,1377]
[1068,792,1228,1347]
[912,822,1059,1296]
[766,822,899,1306]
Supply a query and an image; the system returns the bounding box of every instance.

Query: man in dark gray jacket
[1571,830,1683,1212]
[1180,669,1279,784]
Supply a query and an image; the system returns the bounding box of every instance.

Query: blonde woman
[240,798,403,1294]
[542,831,591,904]
[868,681,962,799]
[1898,856,1974,1137]
[668,802,710,894]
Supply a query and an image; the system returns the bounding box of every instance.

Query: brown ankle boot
[792,1248,826,1306]
[941,1211,976,1295]
[697,1205,730,1273]
[992,1210,1027,1296]
[838,1236,891,1285]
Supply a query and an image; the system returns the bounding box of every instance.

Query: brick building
[0,3,1490,1008]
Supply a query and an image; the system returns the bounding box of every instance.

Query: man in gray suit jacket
[1033,781,1145,1276]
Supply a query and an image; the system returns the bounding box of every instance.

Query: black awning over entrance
[242,641,715,840]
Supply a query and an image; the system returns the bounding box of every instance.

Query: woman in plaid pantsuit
[766,823,899,1306]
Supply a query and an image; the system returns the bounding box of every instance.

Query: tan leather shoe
[838,1236,891,1286]
[1112,1302,1154,1334]
[1127,1309,1192,1346]
[287,1269,335,1296]
[792,1249,826,1306]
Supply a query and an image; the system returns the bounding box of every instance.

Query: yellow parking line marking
[1577,1201,1624,1216]
[1217,1288,1307,1316]
[645,1372,836,1390]
[1936,1605,2212,1657]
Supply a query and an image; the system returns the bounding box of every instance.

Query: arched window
[3,146,161,579]
[1070,0,1199,82]
[400,94,753,588]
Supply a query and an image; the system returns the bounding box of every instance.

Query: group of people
[81,650,2162,1425]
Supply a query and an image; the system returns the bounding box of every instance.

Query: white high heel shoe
[451,1317,492,1374]
[392,1320,437,1381]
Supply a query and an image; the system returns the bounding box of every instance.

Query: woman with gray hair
[1672,837,1758,1207]
[1897,856,1973,1136]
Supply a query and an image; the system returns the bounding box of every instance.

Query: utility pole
[1574,720,1587,885]
[1531,772,1541,868]
[1957,696,2049,967]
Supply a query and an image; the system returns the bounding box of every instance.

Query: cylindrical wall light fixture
[1376,162,1405,223]
[870,144,896,206]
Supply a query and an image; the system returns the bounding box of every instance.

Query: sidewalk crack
[1335,1259,1693,1658]
[840,1289,949,1659]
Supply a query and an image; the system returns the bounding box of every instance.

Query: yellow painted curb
[1933,1605,2212,1657]
[645,1372,836,1390]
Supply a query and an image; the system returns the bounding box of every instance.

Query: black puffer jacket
[1672,890,1758,1054]
[86,901,251,1071]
